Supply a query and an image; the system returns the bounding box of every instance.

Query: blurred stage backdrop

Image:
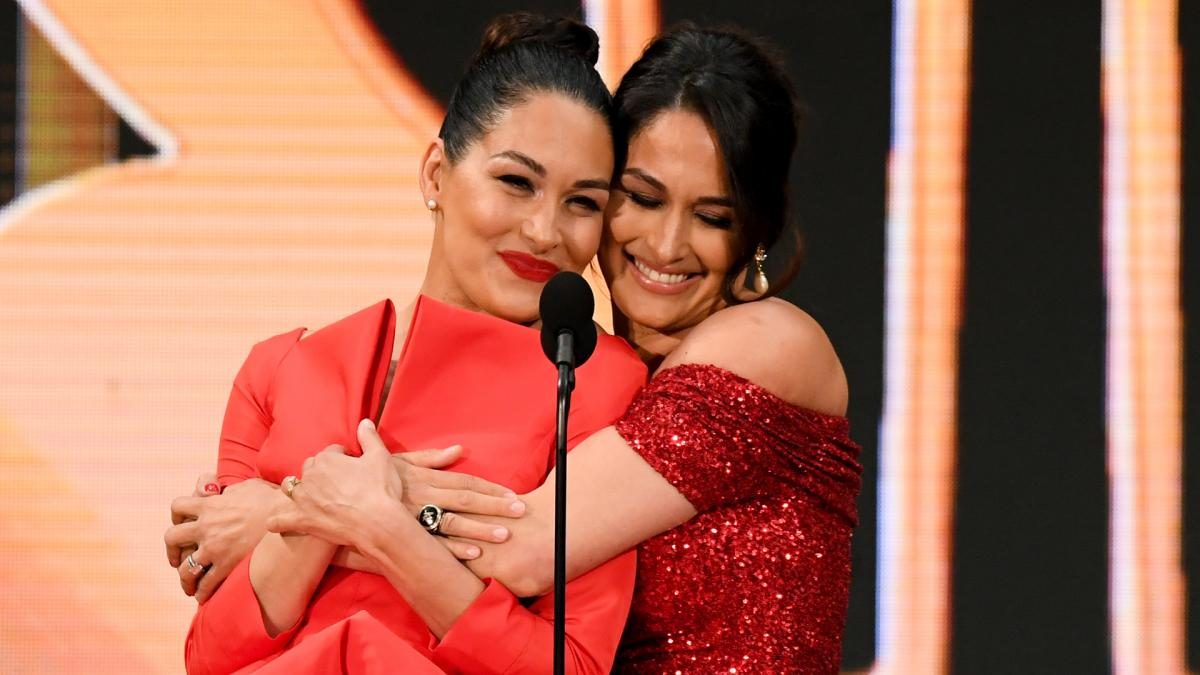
[0,1,1195,673]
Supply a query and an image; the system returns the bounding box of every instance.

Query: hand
[165,474,282,602]
[378,428,529,548]
[266,420,405,548]
[165,472,220,567]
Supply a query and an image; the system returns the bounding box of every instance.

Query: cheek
[563,216,603,267]
[604,206,643,252]
[695,231,739,275]
[446,189,511,247]
[599,219,631,274]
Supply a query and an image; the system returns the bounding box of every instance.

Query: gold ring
[281,475,300,499]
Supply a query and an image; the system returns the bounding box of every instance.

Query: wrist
[356,498,414,556]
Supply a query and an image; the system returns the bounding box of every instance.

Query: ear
[419,139,447,206]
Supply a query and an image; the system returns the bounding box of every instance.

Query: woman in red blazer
[177,14,646,674]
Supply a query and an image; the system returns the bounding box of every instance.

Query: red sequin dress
[613,364,862,674]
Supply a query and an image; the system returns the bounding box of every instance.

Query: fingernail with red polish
[204,483,220,494]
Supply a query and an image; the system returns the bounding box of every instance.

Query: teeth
[633,257,689,284]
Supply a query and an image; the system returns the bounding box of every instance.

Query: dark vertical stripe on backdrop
[953,4,1109,673]
[1180,1,1199,670]
[1,1,17,205]
[657,2,891,669]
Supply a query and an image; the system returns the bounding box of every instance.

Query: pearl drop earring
[753,244,769,294]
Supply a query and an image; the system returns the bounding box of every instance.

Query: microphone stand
[553,332,575,675]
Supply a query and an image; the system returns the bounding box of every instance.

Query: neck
[418,237,479,315]
[613,308,694,371]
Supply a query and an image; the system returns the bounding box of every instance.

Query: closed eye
[568,195,602,212]
[625,190,662,209]
[697,212,733,229]
[499,175,534,192]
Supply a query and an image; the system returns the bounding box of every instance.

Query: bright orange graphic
[875,1,969,673]
[1103,1,1186,673]
[0,1,441,671]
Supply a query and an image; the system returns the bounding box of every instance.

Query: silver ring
[417,504,446,534]
[185,552,205,575]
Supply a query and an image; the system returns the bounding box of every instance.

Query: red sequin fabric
[613,364,862,674]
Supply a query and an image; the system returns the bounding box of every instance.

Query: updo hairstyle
[439,12,613,162]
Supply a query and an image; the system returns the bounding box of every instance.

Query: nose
[643,210,689,265]
[519,200,562,254]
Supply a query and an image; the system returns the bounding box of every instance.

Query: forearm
[247,533,336,636]
[464,427,694,596]
[357,501,485,638]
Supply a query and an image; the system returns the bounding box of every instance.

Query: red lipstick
[499,250,560,283]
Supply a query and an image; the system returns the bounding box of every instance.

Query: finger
[427,486,525,520]
[396,445,463,469]
[194,561,232,604]
[167,535,195,568]
[165,521,196,567]
[436,536,481,561]
[434,510,510,544]
[164,521,201,551]
[167,541,184,568]
[171,496,204,525]
[421,469,518,499]
[192,471,220,497]
[177,547,210,597]
[357,419,388,457]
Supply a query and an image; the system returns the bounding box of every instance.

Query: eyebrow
[492,150,546,176]
[494,150,609,191]
[623,167,732,207]
[573,178,611,191]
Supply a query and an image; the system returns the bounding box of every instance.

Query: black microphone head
[539,271,598,367]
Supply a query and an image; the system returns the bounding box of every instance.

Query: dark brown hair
[439,13,611,162]
[613,25,805,302]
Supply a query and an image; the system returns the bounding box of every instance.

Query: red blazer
[185,296,647,674]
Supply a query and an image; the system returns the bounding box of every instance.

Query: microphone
[537,271,597,675]
[539,271,598,369]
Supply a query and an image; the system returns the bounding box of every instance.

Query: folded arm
[267,421,635,674]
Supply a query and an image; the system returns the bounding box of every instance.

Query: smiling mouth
[627,253,699,287]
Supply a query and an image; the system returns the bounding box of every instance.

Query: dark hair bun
[476,12,600,67]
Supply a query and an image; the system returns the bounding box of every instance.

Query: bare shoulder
[660,299,848,416]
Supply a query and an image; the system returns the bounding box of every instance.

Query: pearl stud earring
[426,199,438,210]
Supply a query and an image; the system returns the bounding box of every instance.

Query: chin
[490,286,541,323]
[615,294,682,331]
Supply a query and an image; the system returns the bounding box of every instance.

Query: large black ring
[417,504,445,534]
